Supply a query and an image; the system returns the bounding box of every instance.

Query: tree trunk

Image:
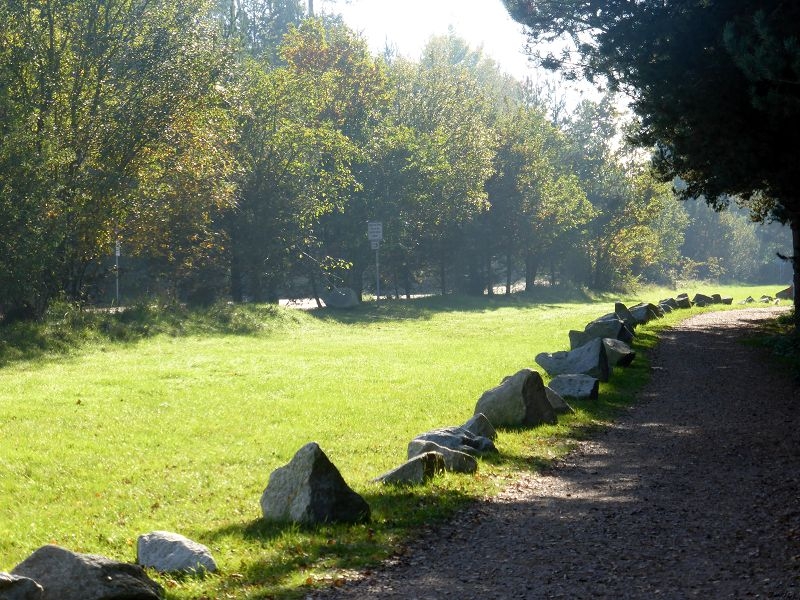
[525,254,539,291]
[791,217,800,329]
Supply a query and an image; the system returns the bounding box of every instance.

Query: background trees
[0,3,792,320]
[502,0,800,315]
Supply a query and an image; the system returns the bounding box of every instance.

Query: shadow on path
[314,308,800,599]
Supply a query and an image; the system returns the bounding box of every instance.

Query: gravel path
[313,307,800,599]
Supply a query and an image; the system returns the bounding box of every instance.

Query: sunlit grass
[0,283,786,598]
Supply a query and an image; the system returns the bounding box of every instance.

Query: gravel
[311,307,800,599]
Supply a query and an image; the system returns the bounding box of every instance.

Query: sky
[328,0,534,79]
[321,0,599,108]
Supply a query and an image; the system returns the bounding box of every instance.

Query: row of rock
[258,291,743,522]
[1,531,217,600]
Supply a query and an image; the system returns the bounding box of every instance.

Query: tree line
[0,0,789,319]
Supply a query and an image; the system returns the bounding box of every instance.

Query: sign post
[115,239,121,307]
[367,221,383,304]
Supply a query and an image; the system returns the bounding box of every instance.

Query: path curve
[313,307,800,599]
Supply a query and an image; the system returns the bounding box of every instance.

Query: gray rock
[628,302,662,324]
[568,329,593,350]
[692,293,715,305]
[614,302,638,330]
[536,338,609,382]
[461,413,496,440]
[659,297,679,309]
[0,573,43,600]
[474,368,557,428]
[373,452,445,486]
[675,293,693,308]
[658,302,673,313]
[545,387,574,414]
[547,375,600,401]
[260,442,370,524]
[409,426,496,457]
[585,315,634,344]
[11,545,162,600]
[603,338,635,368]
[321,287,359,309]
[711,293,723,303]
[136,531,217,574]
[406,441,478,473]
[776,285,793,300]
[741,295,755,304]
[721,296,733,305]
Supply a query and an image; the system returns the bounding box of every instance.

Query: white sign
[115,240,121,257]
[367,221,383,242]
[370,240,380,250]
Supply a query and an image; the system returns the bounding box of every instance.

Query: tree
[0,0,235,316]
[392,36,497,295]
[503,0,800,319]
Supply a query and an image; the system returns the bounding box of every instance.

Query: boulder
[136,531,217,574]
[711,293,723,303]
[692,293,715,306]
[460,413,497,440]
[260,442,370,524]
[740,295,755,304]
[547,375,600,401]
[321,287,359,309]
[0,572,43,600]
[675,293,692,308]
[759,295,774,303]
[585,315,634,344]
[409,426,496,457]
[602,338,635,368]
[545,387,574,414]
[406,441,478,473]
[568,329,593,350]
[373,452,446,486]
[659,297,679,310]
[658,302,673,313]
[614,302,638,330]
[11,545,162,600]
[474,369,558,428]
[535,338,609,382]
[628,302,662,324]
[721,296,733,305]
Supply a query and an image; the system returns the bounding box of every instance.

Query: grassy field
[0,283,787,598]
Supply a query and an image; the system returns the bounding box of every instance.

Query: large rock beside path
[136,531,217,574]
[373,452,446,486]
[535,338,609,382]
[603,338,636,368]
[546,374,600,401]
[0,572,44,600]
[474,369,557,428]
[585,315,634,344]
[260,442,370,524]
[408,426,496,458]
[11,545,163,600]
[406,441,478,473]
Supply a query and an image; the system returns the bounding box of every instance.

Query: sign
[115,240,121,257]
[370,240,380,250]
[367,221,383,242]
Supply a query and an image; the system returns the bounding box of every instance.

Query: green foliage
[502,0,800,319]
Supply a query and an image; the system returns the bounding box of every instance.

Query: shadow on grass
[309,286,607,326]
[200,485,475,598]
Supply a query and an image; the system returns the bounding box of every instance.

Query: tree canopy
[503,0,800,316]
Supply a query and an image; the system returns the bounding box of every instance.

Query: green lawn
[0,283,786,598]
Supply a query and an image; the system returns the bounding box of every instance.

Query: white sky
[321,0,599,108]
[327,0,534,79]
